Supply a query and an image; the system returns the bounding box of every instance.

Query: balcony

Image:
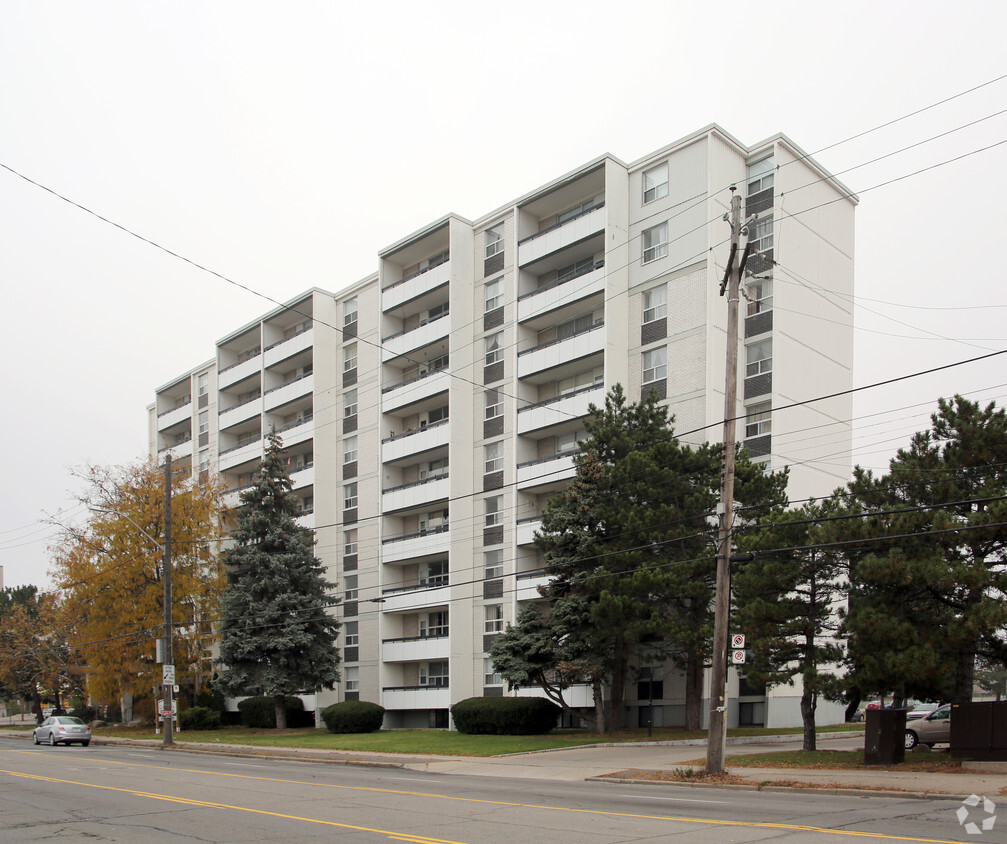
[518,262,606,324]
[517,382,604,434]
[219,395,262,430]
[159,437,193,460]
[515,570,552,602]
[380,582,451,614]
[218,354,261,391]
[295,510,316,529]
[382,525,451,564]
[273,414,314,448]
[264,325,314,369]
[382,313,450,364]
[516,516,542,546]
[516,451,577,492]
[382,474,449,514]
[517,323,605,381]
[382,260,452,312]
[156,399,192,432]
[382,368,450,414]
[290,463,315,490]
[263,373,314,412]
[381,634,450,663]
[382,418,450,463]
[381,685,451,710]
[518,203,606,267]
[218,436,263,472]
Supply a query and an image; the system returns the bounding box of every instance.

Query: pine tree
[215,431,340,728]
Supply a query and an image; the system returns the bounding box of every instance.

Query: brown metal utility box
[950,701,1007,761]
[864,708,907,765]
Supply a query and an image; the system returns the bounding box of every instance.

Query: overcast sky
[2,2,1006,590]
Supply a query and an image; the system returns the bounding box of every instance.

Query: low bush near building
[321,701,385,734]
[178,706,222,730]
[237,695,311,728]
[451,697,561,735]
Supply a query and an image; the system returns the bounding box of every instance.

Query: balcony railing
[382,417,449,444]
[382,255,450,292]
[382,366,448,394]
[381,632,449,644]
[382,524,449,545]
[264,371,311,395]
[518,382,602,414]
[382,683,449,691]
[219,347,261,374]
[219,435,262,456]
[275,415,313,434]
[381,578,449,596]
[518,260,605,302]
[516,449,579,470]
[382,472,448,494]
[518,201,605,246]
[382,309,449,343]
[518,321,605,357]
[219,392,261,415]
[157,396,191,417]
[263,321,312,352]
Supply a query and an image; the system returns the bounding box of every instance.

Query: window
[557,313,595,340]
[556,256,595,283]
[198,411,209,436]
[749,215,774,256]
[643,285,667,323]
[484,604,504,634]
[485,333,502,366]
[420,611,449,638]
[485,278,503,311]
[343,436,357,464]
[642,347,667,384]
[558,369,603,396]
[422,457,448,479]
[426,353,448,372]
[197,372,208,397]
[485,441,503,474]
[485,226,504,259]
[428,404,449,423]
[344,529,357,556]
[426,250,449,269]
[746,402,772,438]
[746,339,773,378]
[557,197,597,224]
[428,301,449,320]
[642,223,668,263]
[420,509,448,532]
[484,549,503,579]
[344,666,359,691]
[747,278,773,315]
[484,658,503,686]
[344,482,358,510]
[419,661,449,687]
[299,496,313,513]
[343,389,357,418]
[485,389,502,420]
[343,296,358,327]
[556,429,585,454]
[344,575,358,601]
[343,343,357,372]
[344,621,359,646]
[748,156,774,195]
[199,449,209,473]
[643,163,669,203]
[420,560,448,587]
[485,496,502,528]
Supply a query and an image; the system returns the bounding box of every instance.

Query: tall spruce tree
[840,396,1007,704]
[503,386,786,733]
[733,498,847,750]
[215,431,340,728]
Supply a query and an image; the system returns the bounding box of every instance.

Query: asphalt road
[0,743,985,843]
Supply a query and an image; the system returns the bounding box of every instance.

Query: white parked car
[33,716,91,747]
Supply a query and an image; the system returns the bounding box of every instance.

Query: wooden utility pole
[162,454,174,747]
[707,189,744,774]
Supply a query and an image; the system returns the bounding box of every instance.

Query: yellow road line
[0,757,967,843]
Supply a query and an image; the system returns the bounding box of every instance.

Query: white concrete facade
[147,125,856,729]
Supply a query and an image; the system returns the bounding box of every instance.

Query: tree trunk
[607,649,627,733]
[592,676,607,735]
[800,687,817,751]
[121,688,133,723]
[274,695,287,729]
[843,694,861,724]
[953,644,976,704]
[684,653,703,732]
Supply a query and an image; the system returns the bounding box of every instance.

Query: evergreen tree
[215,431,340,728]
[733,498,847,750]
[504,386,786,733]
[840,397,1007,704]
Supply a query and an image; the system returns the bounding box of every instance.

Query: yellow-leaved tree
[51,458,226,719]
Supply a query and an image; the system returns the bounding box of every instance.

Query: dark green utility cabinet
[950,701,1007,761]
[864,708,907,765]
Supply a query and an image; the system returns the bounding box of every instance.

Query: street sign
[731,634,745,649]
[160,709,174,717]
[732,650,746,664]
[162,664,175,684]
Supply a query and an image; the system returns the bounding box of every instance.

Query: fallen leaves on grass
[604,769,934,793]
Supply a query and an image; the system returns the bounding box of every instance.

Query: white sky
[2,1,1006,590]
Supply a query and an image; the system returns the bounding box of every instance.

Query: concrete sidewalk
[2,729,1005,800]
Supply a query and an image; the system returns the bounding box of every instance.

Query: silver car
[33,716,91,747]
[904,703,951,749]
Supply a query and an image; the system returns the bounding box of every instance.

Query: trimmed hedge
[321,700,385,734]
[179,706,221,731]
[451,697,561,735]
[237,695,312,728]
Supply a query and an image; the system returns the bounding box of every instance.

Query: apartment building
[147,124,856,730]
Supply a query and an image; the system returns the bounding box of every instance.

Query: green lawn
[85,722,863,758]
[680,749,961,772]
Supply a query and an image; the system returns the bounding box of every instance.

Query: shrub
[179,706,222,731]
[69,706,97,723]
[194,687,226,713]
[237,695,309,728]
[321,701,385,734]
[451,697,561,735]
